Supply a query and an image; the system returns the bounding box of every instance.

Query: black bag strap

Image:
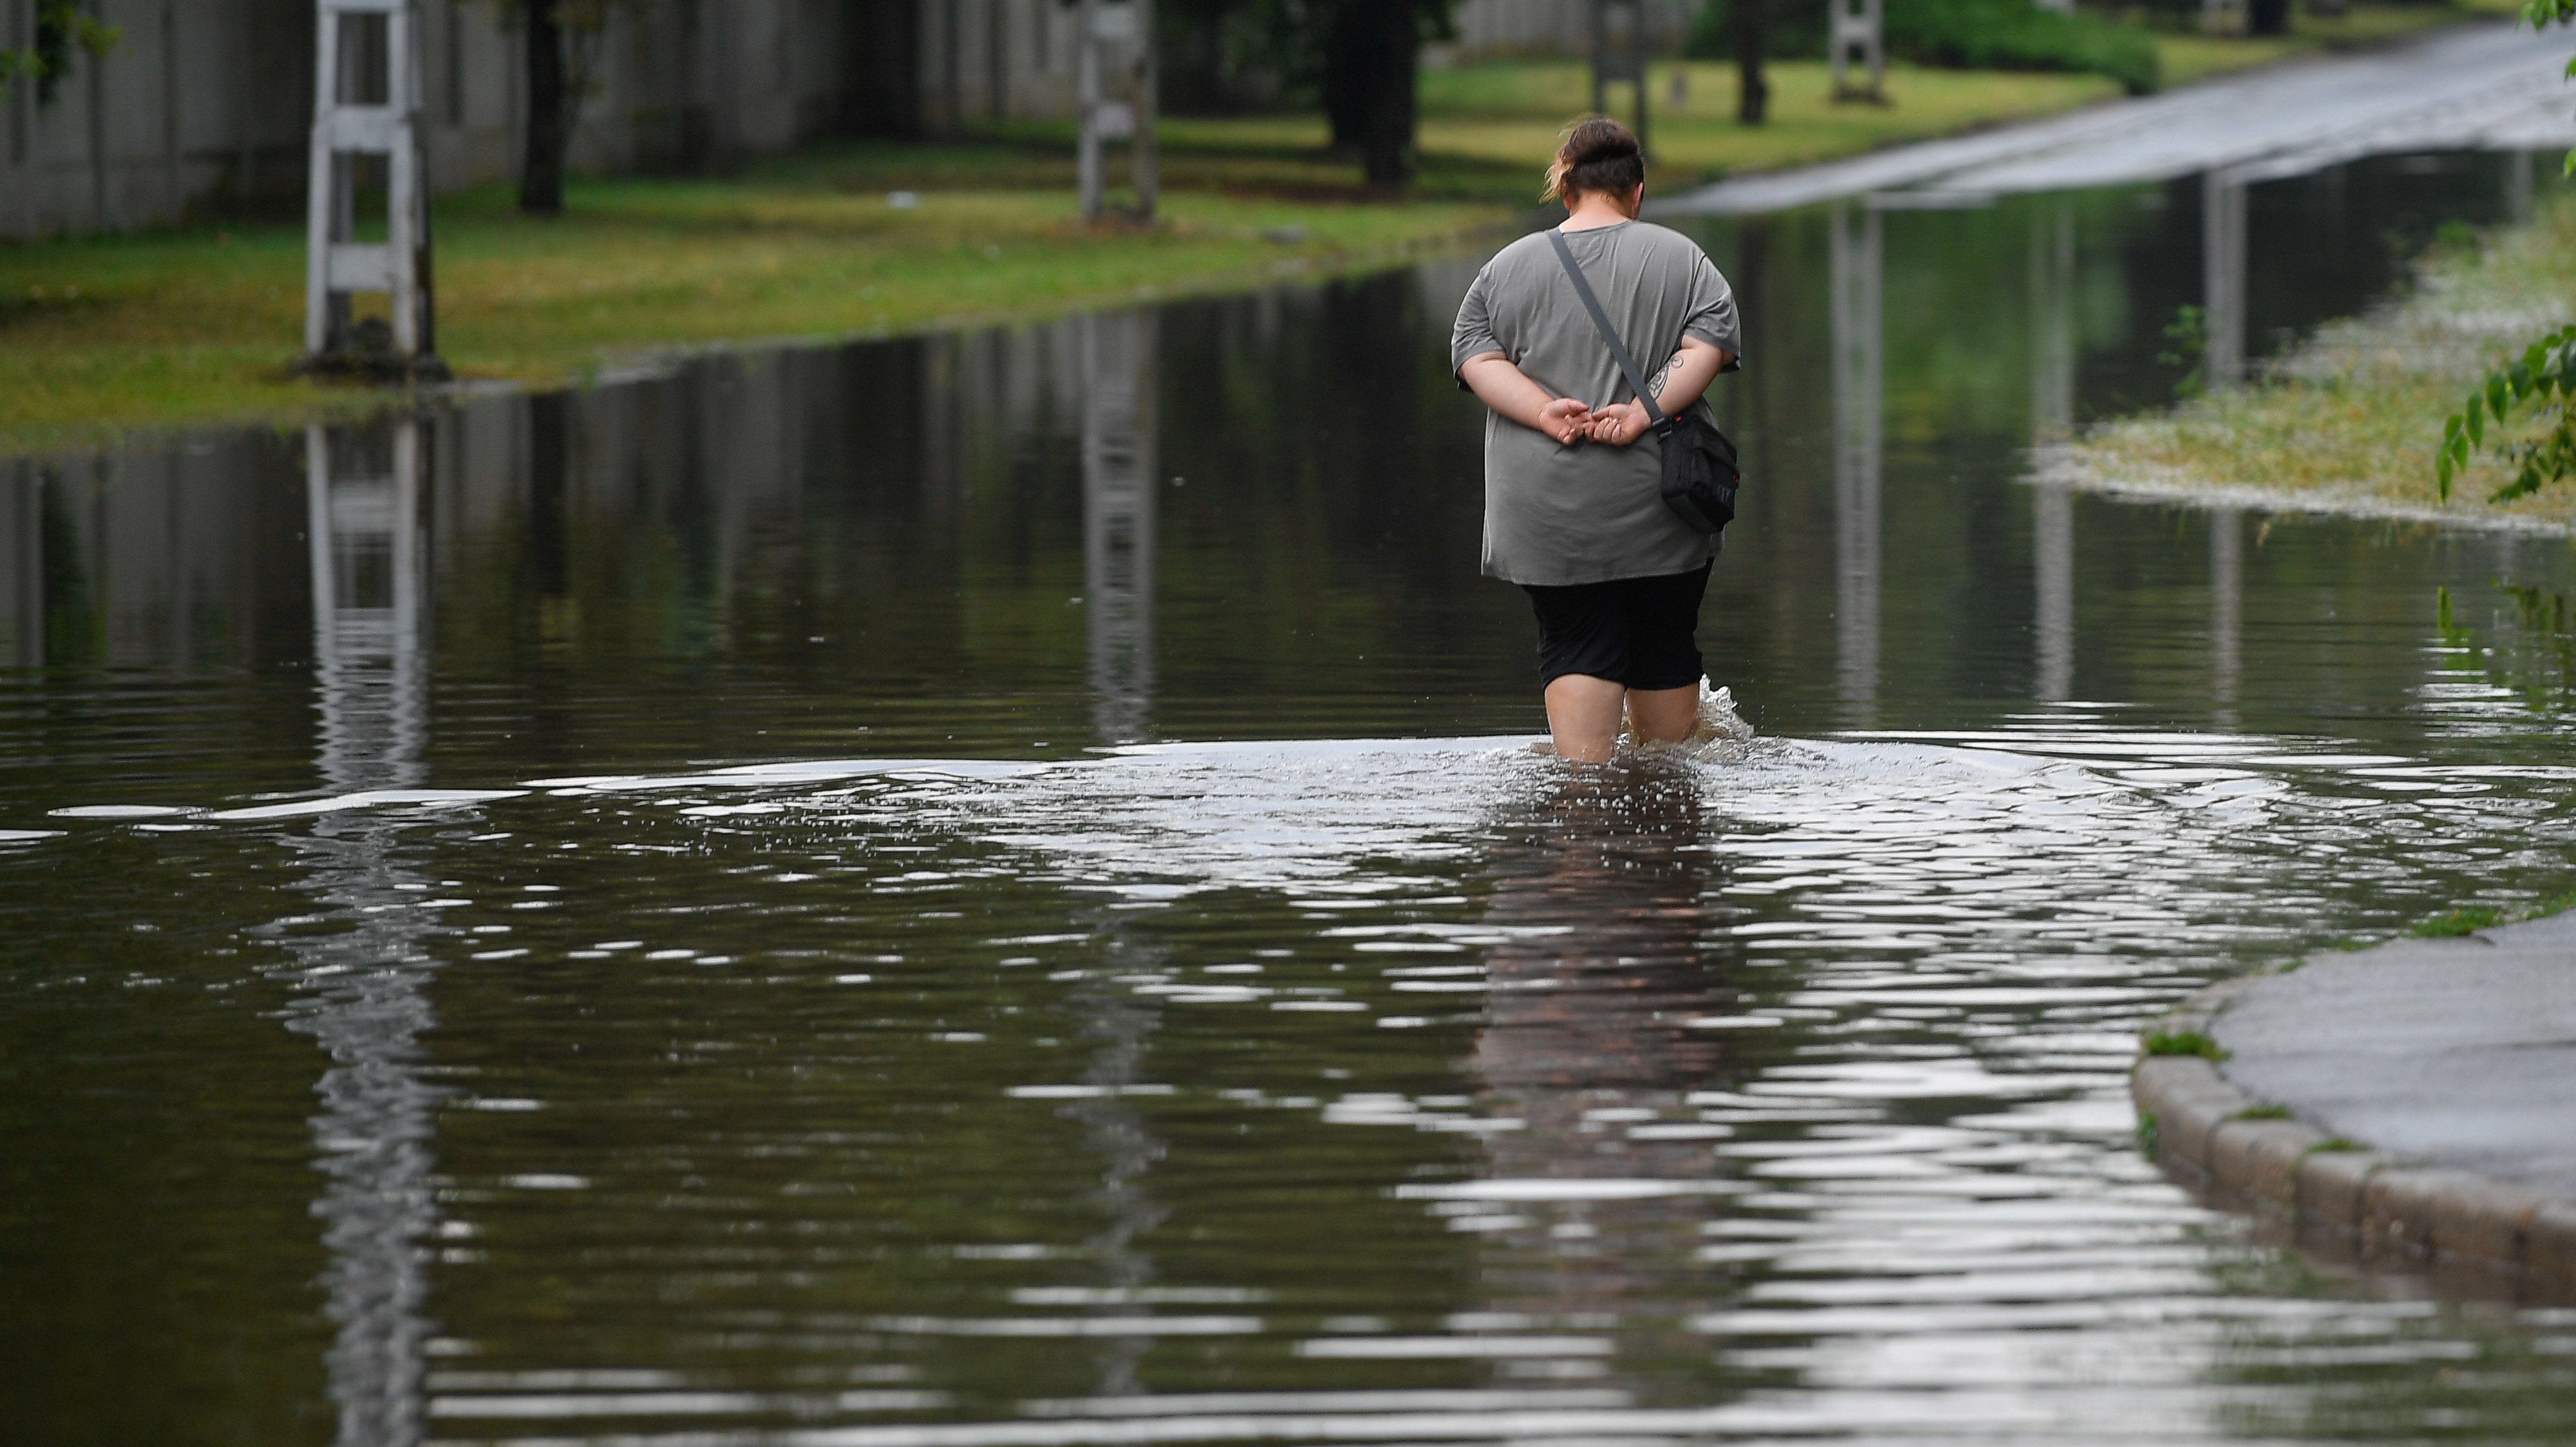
[1548,228,1672,437]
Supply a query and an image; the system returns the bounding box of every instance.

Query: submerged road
[1654,20,2576,215]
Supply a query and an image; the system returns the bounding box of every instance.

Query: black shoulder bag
[1546,229,1740,536]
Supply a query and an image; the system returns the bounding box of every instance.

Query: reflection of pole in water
[2210,506,2241,721]
[309,422,430,782]
[2028,198,2075,442]
[1061,935,1167,1397]
[1082,311,1156,745]
[2033,485,2074,702]
[279,419,444,1447]
[2202,170,2247,392]
[1830,202,1883,725]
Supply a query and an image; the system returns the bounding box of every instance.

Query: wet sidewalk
[2136,912,2576,1299]
[1655,20,2576,214]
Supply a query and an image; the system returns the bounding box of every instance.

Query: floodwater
[7,151,2576,1446]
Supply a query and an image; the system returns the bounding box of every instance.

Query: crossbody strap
[1547,228,1673,437]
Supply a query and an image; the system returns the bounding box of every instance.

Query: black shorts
[1522,562,1712,691]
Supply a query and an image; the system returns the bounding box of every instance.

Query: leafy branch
[2439,327,2576,501]
[2430,0,2574,500]
[0,0,122,106]
[2156,304,2207,401]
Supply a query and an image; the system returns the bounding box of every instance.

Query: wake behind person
[1454,118,1743,764]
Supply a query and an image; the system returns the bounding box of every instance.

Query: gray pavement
[1653,21,2576,216]
[2213,911,2576,1200]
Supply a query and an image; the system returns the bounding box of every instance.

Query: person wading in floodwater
[1453,118,1742,764]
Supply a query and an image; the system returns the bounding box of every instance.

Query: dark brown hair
[1542,117,1645,204]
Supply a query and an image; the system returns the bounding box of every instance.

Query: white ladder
[1830,0,1886,103]
[305,0,442,376]
[1076,0,1157,221]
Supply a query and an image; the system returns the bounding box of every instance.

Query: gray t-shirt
[1451,220,1742,586]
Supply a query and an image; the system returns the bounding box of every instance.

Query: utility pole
[1077,0,1157,221]
[1590,0,1649,156]
[304,0,445,380]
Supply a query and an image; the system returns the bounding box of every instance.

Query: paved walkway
[2217,912,2576,1198]
[1654,21,2575,216]
[2134,912,2576,1299]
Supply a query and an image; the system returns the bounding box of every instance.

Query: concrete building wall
[0,0,1630,238]
[1440,0,1696,62]
[913,0,1078,130]
[0,0,901,240]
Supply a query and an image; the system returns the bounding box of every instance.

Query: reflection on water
[1829,201,1883,730]
[6,150,2576,1445]
[281,420,441,1447]
[1083,312,1158,746]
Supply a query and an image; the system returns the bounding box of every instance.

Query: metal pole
[2202,168,2246,391]
[1133,0,1156,220]
[305,4,341,358]
[1077,0,1102,218]
[1590,0,1607,117]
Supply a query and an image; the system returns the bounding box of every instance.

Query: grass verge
[2055,188,2576,529]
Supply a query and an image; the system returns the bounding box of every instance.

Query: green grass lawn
[0,184,1499,448]
[0,5,2512,450]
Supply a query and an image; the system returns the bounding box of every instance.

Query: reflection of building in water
[0,463,43,669]
[1468,767,1731,1380]
[2202,169,2248,392]
[271,419,446,1447]
[1082,311,1157,744]
[1830,202,1883,726]
[2209,506,2242,724]
[0,444,307,672]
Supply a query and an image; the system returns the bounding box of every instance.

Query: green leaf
[2468,403,2487,447]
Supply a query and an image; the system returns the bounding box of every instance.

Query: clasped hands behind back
[1534,397,1655,447]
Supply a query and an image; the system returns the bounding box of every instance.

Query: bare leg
[1543,674,1628,762]
[1625,684,1698,744]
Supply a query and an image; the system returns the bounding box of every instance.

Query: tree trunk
[1732,0,1768,126]
[1356,3,1418,189]
[1321,5,1368,148]
[521,0,566,215]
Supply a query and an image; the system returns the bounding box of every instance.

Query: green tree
[2438,0,2576,501]
[0,1,120,105]
[494,0,636,216]
[1162,0,1454,189]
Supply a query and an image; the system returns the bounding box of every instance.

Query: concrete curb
[2133,980,2576,1303]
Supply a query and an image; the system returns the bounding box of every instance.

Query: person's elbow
[1678,337,1731,370]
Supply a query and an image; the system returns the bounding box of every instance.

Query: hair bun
[1543,117,1645,203]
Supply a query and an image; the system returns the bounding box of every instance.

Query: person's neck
[1560,192,1638,232]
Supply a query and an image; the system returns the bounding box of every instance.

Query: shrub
[1688,0,2161,95]
[1889,0,2161,93]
